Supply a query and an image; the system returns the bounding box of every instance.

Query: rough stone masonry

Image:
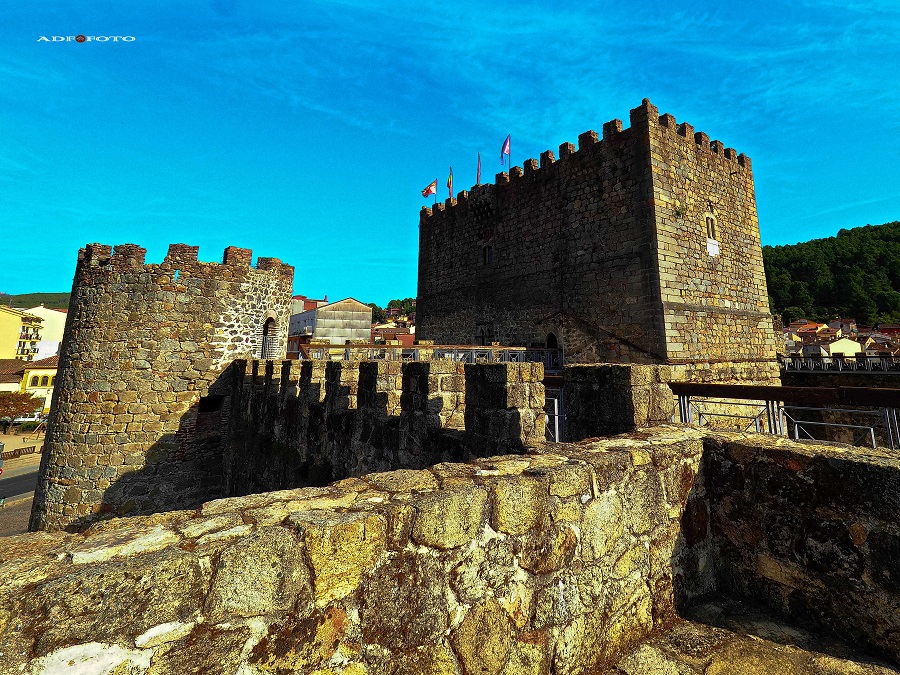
[29,243,293,532]
[416,99,780,380]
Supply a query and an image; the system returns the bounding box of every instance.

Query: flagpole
[434,178,437,206]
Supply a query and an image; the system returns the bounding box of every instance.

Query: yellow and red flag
[447,167,453,198]
[421,179,437,198]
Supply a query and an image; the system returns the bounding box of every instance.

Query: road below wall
[0,468,38,500]
[0,433,43,537]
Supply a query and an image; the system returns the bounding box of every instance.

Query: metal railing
[1,445,39,460]
[545,387,564,442]
[671,382,900,451]
[299,344,564,374]
[781,354,900,374]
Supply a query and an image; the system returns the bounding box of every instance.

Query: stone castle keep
[7,100,900,674]
[418,98,779,372]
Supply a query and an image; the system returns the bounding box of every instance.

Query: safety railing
[298,344,565,374]
[670,382,900,451]
[780,354,900,374]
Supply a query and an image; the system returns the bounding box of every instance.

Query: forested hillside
[0,292,70,309]
[763,222,900,325]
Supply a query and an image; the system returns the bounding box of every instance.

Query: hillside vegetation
[0,292,70,310]
[763,222,900,325]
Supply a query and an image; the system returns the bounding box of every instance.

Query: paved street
[0,467,39,501]
[0,432,44,537]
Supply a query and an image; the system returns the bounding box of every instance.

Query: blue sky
[2,0,898,305]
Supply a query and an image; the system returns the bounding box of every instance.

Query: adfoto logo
[37,35,136,42]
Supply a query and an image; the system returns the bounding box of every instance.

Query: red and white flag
[421,179,437,198]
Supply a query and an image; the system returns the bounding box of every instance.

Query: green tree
[0,391,41,433]
[781,306,807,325]
[368,303,386,324]
[763,221,900,324]
[386,297,416,316]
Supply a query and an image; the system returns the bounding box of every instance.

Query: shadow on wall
[36,360,544,533]
[671,434,900,667]
[40,365,239,534]
[225,360,537,499]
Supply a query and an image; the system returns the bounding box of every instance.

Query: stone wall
[225,360,545,498]
[0,426,704,675]
[679,432,900,661]
[7,423,900,671]
[417,104,666,363]
[30,243,294,532]
[416,99,779,369]
[648,105,778,363]
[562,362,782,441]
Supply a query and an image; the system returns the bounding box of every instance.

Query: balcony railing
[671,382,900,451]
[298,344,564,374]
[780,354,900,374]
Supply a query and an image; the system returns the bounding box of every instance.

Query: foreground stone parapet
[612,597,899,674]
[0,426,704,674]
[680,431,900,662]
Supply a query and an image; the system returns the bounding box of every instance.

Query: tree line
[367,298,415,324]
[0,292,70,309]
[763,221,900,326]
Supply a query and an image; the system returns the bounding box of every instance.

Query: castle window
[483,245,494,265]
[40,375,49,386]
[704,213,720,257]
[51,376,55,385]
[475,322,494,346]
[30,376,38,386]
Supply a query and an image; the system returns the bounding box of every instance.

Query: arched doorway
[546,332,558,350]
[260,318,276,359]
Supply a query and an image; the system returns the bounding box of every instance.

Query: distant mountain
[763,221,900,326]
[0,292,71,310]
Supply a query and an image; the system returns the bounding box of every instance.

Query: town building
[20,355,59,413]
[371,325,415,345]
[25,305,68,358]
[288,297,372,346]
[290,294,329,314]
[0,305,43,361]
[0,359,24,393]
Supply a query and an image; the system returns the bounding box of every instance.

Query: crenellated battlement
[76,242,294,280]
[420,98,751,223]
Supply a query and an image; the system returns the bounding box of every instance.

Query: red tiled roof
[26,355,59,369]
[0,359,24,384]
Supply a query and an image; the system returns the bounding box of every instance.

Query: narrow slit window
[705,215,717,240]
[483,245,494,265]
